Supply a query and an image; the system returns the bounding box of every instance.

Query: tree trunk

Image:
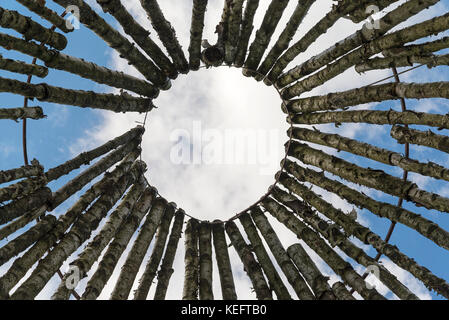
[0,107,45,121]
[154,210,185,300]
[287,243,336,300]
[188,0,208,70]
[0,214,56,266]
[139,0,189,74]
[261,197,386,300]
[278,172,449,299]
[211,221,237,300]
[0,155,139,298]
[0,32,159,97]
[391,125,449,155]
[133,203,176,300]
[50,140,141,209]
[110,197,167,300]
[15,0,72,33]
[0,55,48,78]
[243,0,289,76]
[271,186,419,300]
[10,161,145,300]
[225,220,273,300]
[46,126,144,182]
[0,159,43,184]
[288,140,449,213]
[183,218,200,300]
[0,187,51,226]
[290,127,449,183]
[81,187,158,300]
[255,0,314,81]
[356,53,449,73]
[287,81,449,113]
[383,36,449,57]
[224,0,244,65]
[239,213,291,300]
[51,180,146,300]
[0,76,154,113]
[332,282,356,300]
[250,207,315,300]
[198,222,214,300]
[266,0,368,84]
[281,12,449,98]
[234,0,259,67]
[0,7,67,50]
[52,0,170,89]
[0,176,46,203]
[95,0,177,79]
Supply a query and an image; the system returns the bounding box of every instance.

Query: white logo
[65,5,80,30]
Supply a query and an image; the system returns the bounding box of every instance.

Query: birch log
[140,0,189,73]
[81,187,158,300]
[183,219,200,300]
[0,7,67,50]
[239,213,291,300]
[0,55,48,78]
[0,159,43,184]
[0,107,45,121]
[211,221,237,300]
[189,0,209,70]
[225,220,273,300]
[154,210,185,300]
[134,203,176,300]
[110,197,167,300]
[234,0,259,67]
[391,125,449,154]
[199,222,214,300]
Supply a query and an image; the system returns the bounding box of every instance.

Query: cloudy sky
[1,0,449,300]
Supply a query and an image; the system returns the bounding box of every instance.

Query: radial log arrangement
[0,0,449,300]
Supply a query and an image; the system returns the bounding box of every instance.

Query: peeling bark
[225,220,273,300]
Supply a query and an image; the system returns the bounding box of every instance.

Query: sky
[1,0,449,300]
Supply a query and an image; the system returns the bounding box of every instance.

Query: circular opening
[141,67,289,220]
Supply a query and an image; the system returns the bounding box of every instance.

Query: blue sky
[1,0,449,300]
